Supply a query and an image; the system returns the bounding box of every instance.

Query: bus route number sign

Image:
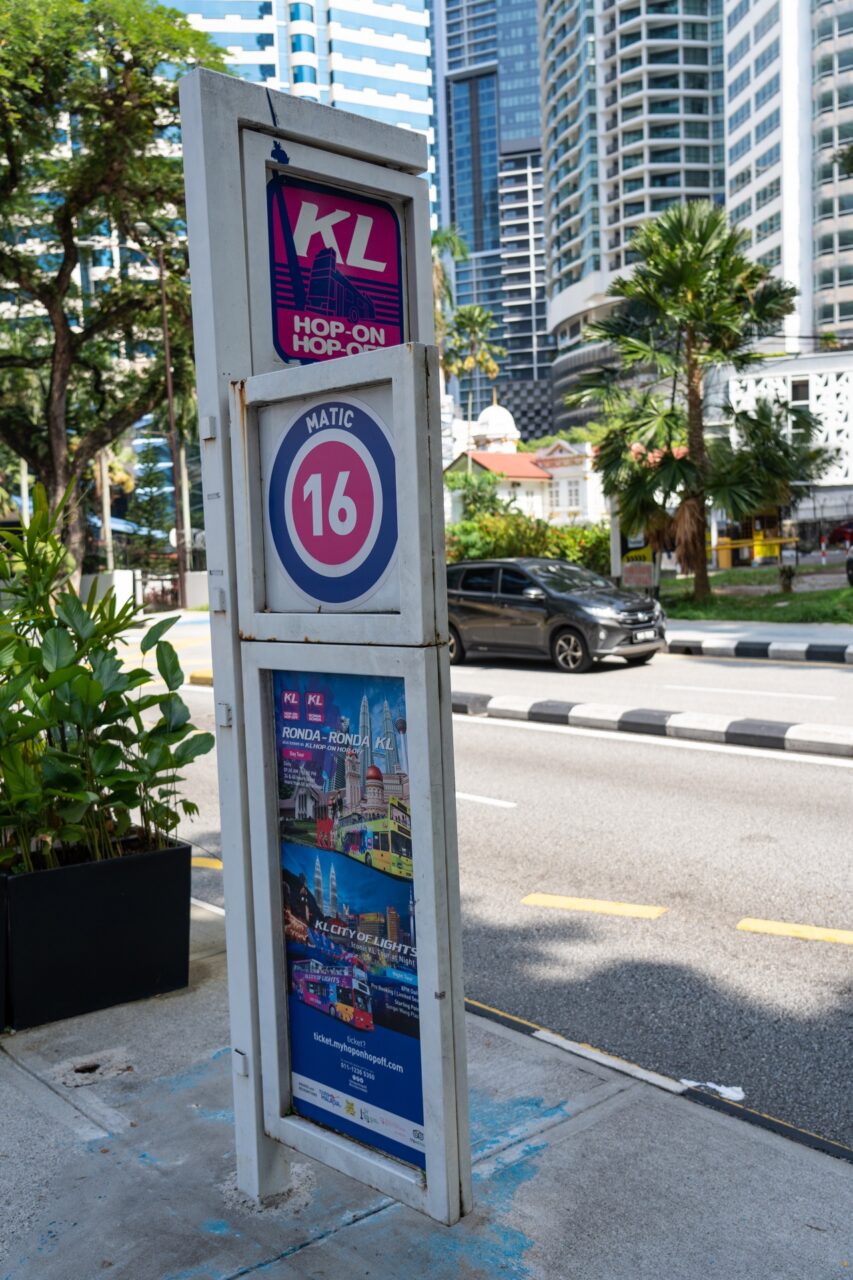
[267,397,398,609]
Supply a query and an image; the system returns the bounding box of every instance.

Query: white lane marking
[456,791,517,809]
[453,713,853,769]
[681,1079,746,1102]
[665,684,834,702]
[191,896,226,916]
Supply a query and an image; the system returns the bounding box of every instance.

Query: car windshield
[529,561,613,593]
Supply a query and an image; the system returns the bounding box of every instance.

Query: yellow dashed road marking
[736,917,853,946]
[522,893,668,920]
[192,856,223,870]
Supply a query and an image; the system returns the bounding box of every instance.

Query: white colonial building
[443,401,606,526]
[706,348,853,523]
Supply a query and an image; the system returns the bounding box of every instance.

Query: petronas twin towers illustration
[358,694,403,788]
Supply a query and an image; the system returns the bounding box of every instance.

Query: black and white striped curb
[667,637,853,664]
[451,692,853,758]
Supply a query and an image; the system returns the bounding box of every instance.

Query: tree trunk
[685,331,710,601]
[65,491,87,591]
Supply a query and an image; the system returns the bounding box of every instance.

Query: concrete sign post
[180,70,471,1224]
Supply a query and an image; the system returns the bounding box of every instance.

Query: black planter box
[1,842,191,1031]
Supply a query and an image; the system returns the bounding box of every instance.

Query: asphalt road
[175,685,853,1150]
[451,650,853,726]
[450,715,852,1148]
[125,614,853,725]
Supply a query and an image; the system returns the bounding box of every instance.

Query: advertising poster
[273,669,424,1168]
[267,174,404,365]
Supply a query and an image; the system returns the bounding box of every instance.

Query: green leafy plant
[445,511,611,574]
[0,485,213,874]
[444,469,516,519]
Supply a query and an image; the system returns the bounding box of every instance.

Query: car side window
[446,567,464,591]
[499,568,533,597]
[459,567,498,594]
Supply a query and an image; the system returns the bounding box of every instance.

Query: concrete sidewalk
[667,619,853,664]
[1,906,850,1279]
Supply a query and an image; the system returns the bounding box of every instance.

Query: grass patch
[666,562,844,592]
[662,587,853,625]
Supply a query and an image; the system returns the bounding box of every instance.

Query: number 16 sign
[268,396,398,608]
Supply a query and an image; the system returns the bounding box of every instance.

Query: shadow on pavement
[459,890,853,1150]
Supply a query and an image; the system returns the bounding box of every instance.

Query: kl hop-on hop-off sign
[268,176,404,363]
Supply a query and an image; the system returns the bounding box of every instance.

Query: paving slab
[2,909,851,1280]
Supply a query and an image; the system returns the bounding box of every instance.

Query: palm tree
[443,304,507,441]
[431,225,469,352]
[569,202,796,600]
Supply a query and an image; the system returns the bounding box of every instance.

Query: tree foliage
[125,434,172,571]
[0,0,225,565]
[443,469,515,519]
[566,202,819,600]
[443,304,507,428]
[446,512,611,575]
[431,225,468,352]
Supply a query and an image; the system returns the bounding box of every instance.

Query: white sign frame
[242,640,469,1222]
[180,70,471,1223]
[229,344,447,646]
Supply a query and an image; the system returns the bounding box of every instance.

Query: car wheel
[365,852,372,868]
[551,628,592,674]
[624,652,655,666]
[448,625,465,665]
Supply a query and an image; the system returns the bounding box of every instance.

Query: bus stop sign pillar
[180,69,471,1225]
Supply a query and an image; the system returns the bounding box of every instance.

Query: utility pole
[157,246,186,608]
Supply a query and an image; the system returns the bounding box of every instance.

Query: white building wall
[708,349,853,518]
[723,0,811,352]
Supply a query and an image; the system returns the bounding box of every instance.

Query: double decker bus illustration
[292,959,374,1031]
[335,799,412,879]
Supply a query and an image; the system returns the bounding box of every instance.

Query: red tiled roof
[468,451,551,480]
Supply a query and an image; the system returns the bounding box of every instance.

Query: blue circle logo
[268,398,398,607]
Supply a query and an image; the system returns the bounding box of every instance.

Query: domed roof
[475,401,520,441]
[365,764,383,781]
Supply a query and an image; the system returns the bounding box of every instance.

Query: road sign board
[622,560,654,589]
[268,176,404,364]
[267,396,397,608]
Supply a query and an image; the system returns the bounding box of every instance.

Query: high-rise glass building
[437,0,554,436]
[722,0,853,348]
[173,0,436,198]
[540,0,725,430]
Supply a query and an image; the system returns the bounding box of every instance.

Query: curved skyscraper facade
[540,0,724,430]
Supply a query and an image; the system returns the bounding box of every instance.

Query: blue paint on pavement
[468,1087,571,1157]
[195,1107,234,1123]
[201,1219,236,1237]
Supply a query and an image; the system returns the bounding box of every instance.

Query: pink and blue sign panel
[268,175,404,365]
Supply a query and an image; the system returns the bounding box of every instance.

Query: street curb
[465,998,853,1166]
[667,638,853,665]
[452,691,853,758]
[189,670,214,687]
